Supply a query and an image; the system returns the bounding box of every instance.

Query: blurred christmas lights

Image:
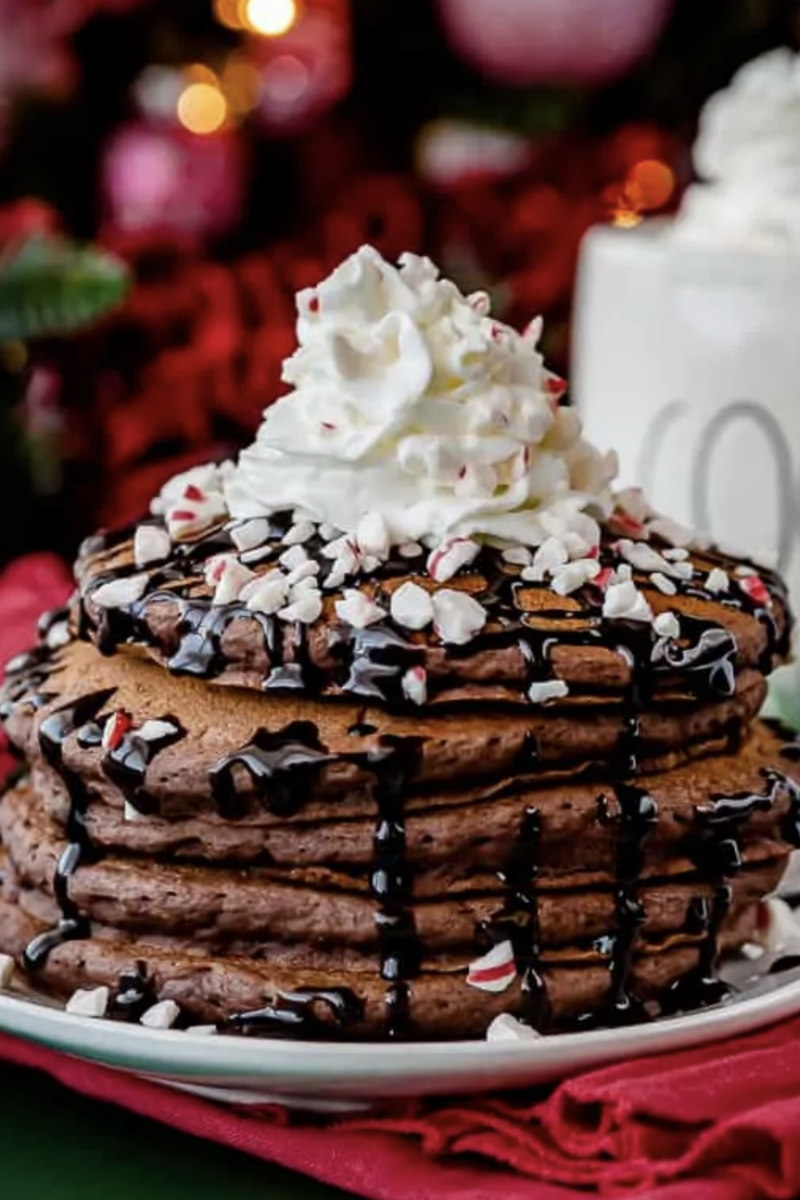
[246,0,298,36]
[177,80,228,134]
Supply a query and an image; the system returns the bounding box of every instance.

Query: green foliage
[0,236,130,342]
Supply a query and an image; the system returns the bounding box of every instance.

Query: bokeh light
[627,159,675,210]
[220,53,262,115]
[245,0,298,36]
[177,81,228,135]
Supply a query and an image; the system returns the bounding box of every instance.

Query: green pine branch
[0,236,131,342]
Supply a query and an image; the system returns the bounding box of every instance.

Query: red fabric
[3,553,800,1199]
[0,553,72,775]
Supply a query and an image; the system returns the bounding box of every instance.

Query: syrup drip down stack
[0,246,798,1040]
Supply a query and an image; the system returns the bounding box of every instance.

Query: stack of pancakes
[0,499,797,1039]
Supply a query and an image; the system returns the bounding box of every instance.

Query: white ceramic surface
[573,219,800,600]
[1,963,800,1106]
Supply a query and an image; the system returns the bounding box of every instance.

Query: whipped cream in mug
[222,245,616,548]
[675,47,800,244]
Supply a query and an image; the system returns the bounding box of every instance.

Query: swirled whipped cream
[223,245,616,548]
[675,48,800,244]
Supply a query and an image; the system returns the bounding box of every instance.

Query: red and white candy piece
[166,482,228,542]
[101,711,133,752]
[467,940,517,993]
[738,573,771,607]
[427,537,480,583]
[402,666,428,706]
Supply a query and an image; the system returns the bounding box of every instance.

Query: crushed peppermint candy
[282,521,315,546]
[138,718,181,742]
[243,572,289,615]
[502,546,533,567]
[467,940,516,993]
[91,573,149,609]
[663,547,689,561]
[124,800,145,822]
[278,544,309,572]
[140,999,181,1029]
[735,564,757,577]
[614,487,653,525]
[650,571,676,595]
[165,487,228,541]
[486,1013,542,1042]
[523,536,568,583]
[432,589,487,644]
[402,666,428,705]
[318,521,340,541]
[66,986,109,1018]
[45,616,71,650]
[390,581,434,630]
[229,518,272,553]
[278,591,323,624]
[616,539,679,578]
[528,679,569,704]
[211,559,255,605]
[705,567,730,594]
[427,537,480,583]
[0,954,14,988]
[101,711,133,751]
[653,611,680,640]
[285,559,320,586]
[335,589,386,629]
[134,524,171,568]
[551,558,600,596]
[738,573,771,607]
[398,541,423,559]
[603,580,653,623]
[357,511,391,560]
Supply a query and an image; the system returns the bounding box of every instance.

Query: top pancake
[72,502,791,716]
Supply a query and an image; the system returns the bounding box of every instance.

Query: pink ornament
[251,1,351,134]
[437,0,673,86]
[100,120,246,241]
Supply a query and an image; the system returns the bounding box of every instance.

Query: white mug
[573,219,800,598]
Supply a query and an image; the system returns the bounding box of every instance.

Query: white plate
[1,958,800,1110]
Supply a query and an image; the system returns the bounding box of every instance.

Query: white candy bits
[140,999,181,1029]
[390,581,434,630]
[486,1013,542,1042]
[602,580,653,623]
[432,589,487,645]
[335,589,386,629]
[66,986,109,1018]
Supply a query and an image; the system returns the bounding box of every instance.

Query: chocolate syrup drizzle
[219,987,362,1036]
[24,690,115,970]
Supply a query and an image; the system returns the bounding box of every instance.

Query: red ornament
[436,0,673,86]
[100,119,246,242]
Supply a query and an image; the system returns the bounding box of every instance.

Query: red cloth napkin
[3,552,800,1200]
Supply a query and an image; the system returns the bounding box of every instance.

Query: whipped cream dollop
[675,48,800,244]
[223,245,616,548]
